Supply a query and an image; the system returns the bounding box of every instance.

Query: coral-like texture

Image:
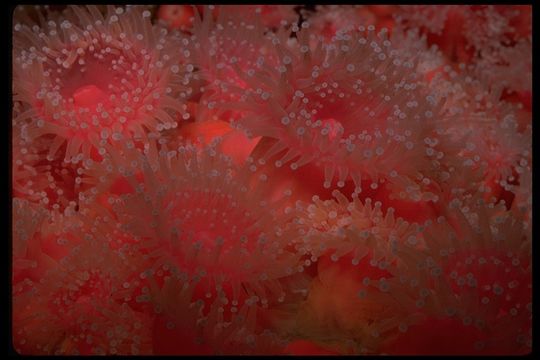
[12,5,532,355]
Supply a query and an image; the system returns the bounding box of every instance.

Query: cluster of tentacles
[11,5,531,355]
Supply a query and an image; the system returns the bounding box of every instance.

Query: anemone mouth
[26,33,169,137]
[157,5,195,31]
[155,188,272,279]
[53,56,116,110]
[145,196,296,291]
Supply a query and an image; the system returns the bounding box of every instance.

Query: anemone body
[11,5,533,356]
[372,196,532,355]
[78,141,306,348]
[13,5,194,162]
[213,22,445,202]
[12,217,152,355]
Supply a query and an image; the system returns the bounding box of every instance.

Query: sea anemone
[12,213,152,355]
[13,5,194,162]
[12,199,50,285]
[11,196,92,289]
[184,5,281,125]
[396,5,532,97]
[280,189,432,353]
[294,190,422,263]
[374,194,532,355]
[215,21,445,203]
[83,140,306,330]
[426,64,532,204]
[11,5,532,355]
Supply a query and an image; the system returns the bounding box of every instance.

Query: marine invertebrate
[185,5,280,126]
[12,199,50,285]
[397,5,532,97]
[282,190,431,353]
[11,196,94,290]
[374,195,532,355]
[83,140,307,336]
[425,64,532,204]
[12,214,152,355]
[216,21,446,203]
[294,190,422,262]
[11,5,533,356]
[13,5,194,162]
[12,137,89,213]
[199,5,299,31]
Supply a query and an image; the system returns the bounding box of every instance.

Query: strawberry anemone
[185,5,281,127]
[294,189,422,263]
[12,135,93,213]
[12,199,50,286]
[13,5,194,162]
[82,141,306,350]
[397,5,531,98]
[12,214,151,355]
[12,102,97,214]
[193,5,298,32]
[216,23,445,202]
[281,190,432,353]
[375,195,531,355]
[429,69,531,205]
[242,5,299,30]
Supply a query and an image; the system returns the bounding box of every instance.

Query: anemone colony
[11,5,532,355]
